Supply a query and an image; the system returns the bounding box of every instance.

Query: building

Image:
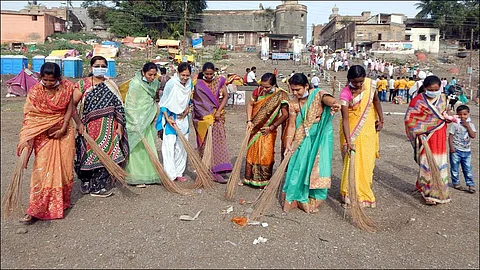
[311,24,323,45]
[0,10,66,44]
[197,0,307,51]
[319,6,371,49]
[405,18,440,53]
[343,18,406,51]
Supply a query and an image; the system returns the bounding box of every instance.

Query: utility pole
[468,28,473,100]
[182,0,188,57]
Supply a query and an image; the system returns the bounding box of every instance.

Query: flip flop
[19,214,37,225]
[453,185,466,191]
[467,186,476,193]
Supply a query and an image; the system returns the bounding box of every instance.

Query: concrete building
[405,18,440,53]
[198,0,307,51]
[0,10,66,44]
[343,20,406,51]
[319,5,371,49]
[311,24,323,45]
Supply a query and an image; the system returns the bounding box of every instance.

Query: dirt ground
[1,54,479,269]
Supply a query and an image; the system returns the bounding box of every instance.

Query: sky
[1,1,420,41]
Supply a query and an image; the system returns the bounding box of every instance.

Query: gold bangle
[286,135,294,138]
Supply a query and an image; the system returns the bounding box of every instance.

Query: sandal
[19,214,37,225]
[467,186,476,194]
[425,199,437,205]
[453,185,466,191]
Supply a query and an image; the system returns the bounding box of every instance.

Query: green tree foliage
[415,0,479,39]
[82,0,207,38]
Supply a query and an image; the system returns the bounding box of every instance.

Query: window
[430,34,436,41]
[378,33,382,40]
[32,15,37,21]
[405,35,411,41]
[238,33,245,45]
[301,13,304,22]
[419,35,427,41]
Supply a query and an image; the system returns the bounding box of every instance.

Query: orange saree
[18,80,75,220]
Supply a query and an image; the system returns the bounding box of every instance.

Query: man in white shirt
[311,74,320,88]
[388,76,395,102]
[247,66,259,86]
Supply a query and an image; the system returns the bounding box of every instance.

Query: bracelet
[286,135,294,138]
[246,120,252,123]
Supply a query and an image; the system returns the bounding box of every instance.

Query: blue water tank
[11,55,28,74]
[106,58,116,78]
[32,55,45,73]
[63,57,83,78]
[0,55,13,75]
[45,56,63,72]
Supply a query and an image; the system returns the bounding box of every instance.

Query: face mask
[142,76,149,82]
[424,90,441,98]
[92,67,108,77]
[301,90,309,99]
[41,80,60,88]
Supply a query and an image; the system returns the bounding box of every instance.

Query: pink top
[340,86,353,102]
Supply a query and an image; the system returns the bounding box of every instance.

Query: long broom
[224,128,250,200]
[82,132,129,187]
[142,138,191,195]
[2,148,29,219]
[421,135,448,200]
[249,151,293,221]
[171,125,215,189]
[345,145,377,232]
[201,125,213,170]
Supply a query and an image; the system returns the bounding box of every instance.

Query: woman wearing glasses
[73,55,129,197]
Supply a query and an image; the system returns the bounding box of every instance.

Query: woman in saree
[192,62,232,183]
[339,65,384,208]
[282,74,341,213]
[157,62,192,182]
[243,73,289,188]
[17,62,75,224]
[405,75,451,205]
[73,56,129,197]
[124,62,161,187]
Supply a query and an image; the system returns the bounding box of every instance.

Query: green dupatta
[124,71,160,150]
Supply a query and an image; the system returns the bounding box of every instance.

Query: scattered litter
[195,189,202,194]
[239,198,246,205]
[231,216,248,226]
[410,218,416,221]
[261,222,268,228]
[179,209,203,221]
[253,236,268,245]
[15,228,28,234]
[222,205,233,214]
[318,236,329,242]
[225,240,237,246]
[248,221,261,226]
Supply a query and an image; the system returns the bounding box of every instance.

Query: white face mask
[142,76,149,82]
[41,80,60,88]
[424,90,441,98]
[301,90,309,99]
[92,67,108,77]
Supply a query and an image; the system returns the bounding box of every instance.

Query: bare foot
[283,200,298,212]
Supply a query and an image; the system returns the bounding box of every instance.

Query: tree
[415,0,479,40]
[82,0,207,38]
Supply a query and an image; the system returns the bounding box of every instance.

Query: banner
[293,38,302,62]
[261,37,269,60]
[192,37,203,49]
[272,53,290,60]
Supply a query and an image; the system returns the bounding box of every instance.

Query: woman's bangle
[286,135,294,138]
[246,120,252,123]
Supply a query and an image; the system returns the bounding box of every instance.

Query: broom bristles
[142,138,190,195]
[421,136,447,200]
[225,129,250,200]
[2,148,29,219]
[249,151,293,221]
[171,125,215,189]
[83,132,128,188]
[201,125,213,169]
[346,145,377,232]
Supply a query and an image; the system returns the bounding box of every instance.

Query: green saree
[282,88,334,204]
[124,71,161,185]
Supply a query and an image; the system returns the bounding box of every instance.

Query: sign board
[261,37,269,60]
[192,37,203,49]
[227,90,246,105]
[272,53,290,60]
